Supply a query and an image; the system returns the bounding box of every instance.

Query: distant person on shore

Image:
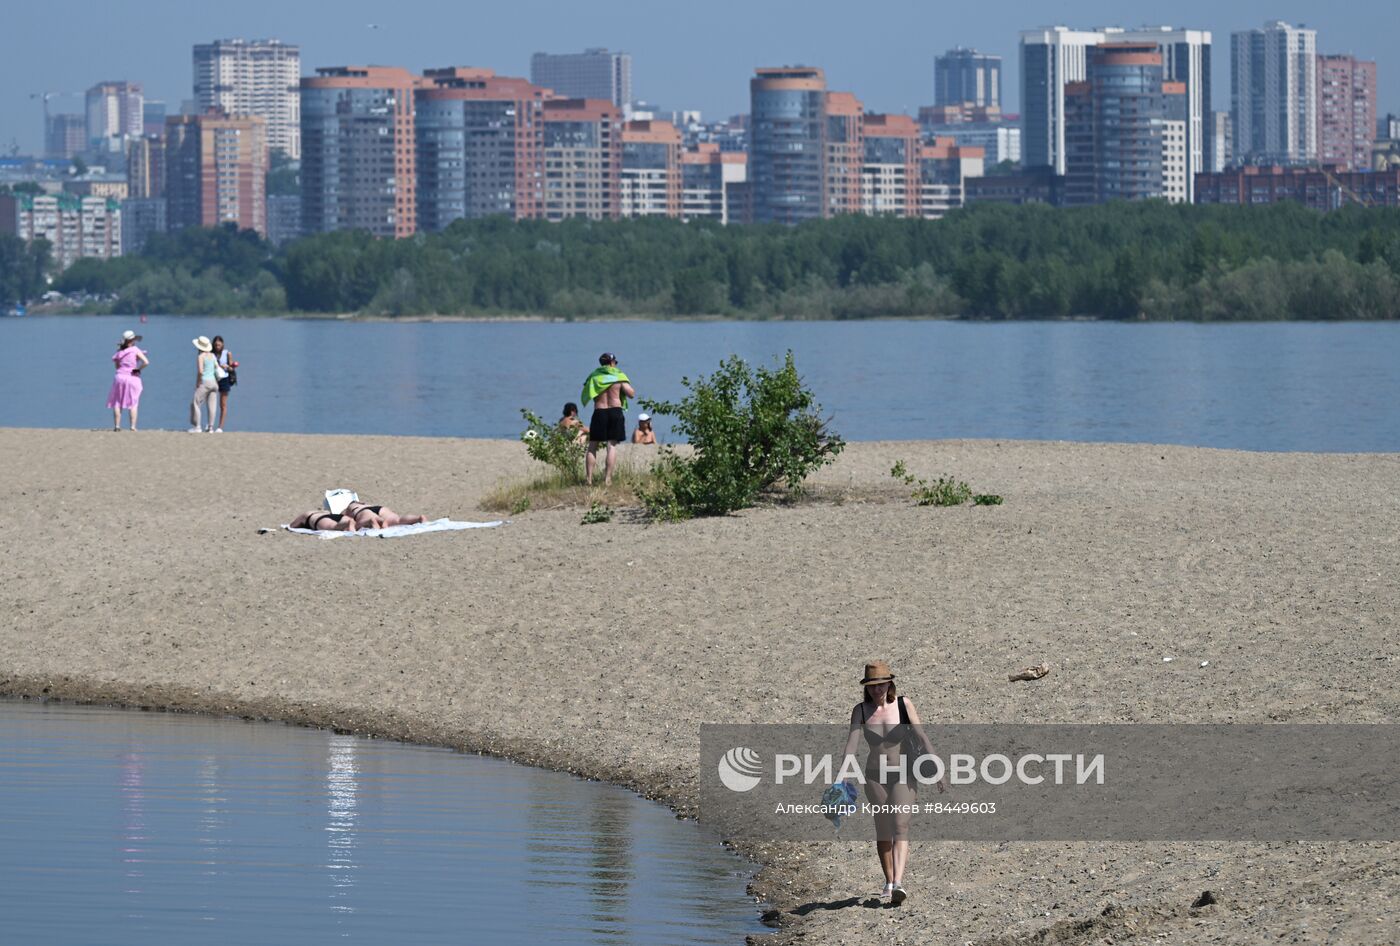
[189,336,218,433]
[838,661,941,906]
[580,352,634,486]
[631,413,656,445]
[107,330,148,431]
[559,402,589,443]
[211,336,237,432]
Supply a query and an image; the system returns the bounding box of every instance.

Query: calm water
[3,315,1399,450]
[0,699,763,945]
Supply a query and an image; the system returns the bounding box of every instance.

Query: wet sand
[3,428,1396,944]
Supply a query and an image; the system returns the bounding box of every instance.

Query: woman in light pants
[189,336,219,432]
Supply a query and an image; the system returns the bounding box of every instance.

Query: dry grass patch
[479,462,656,514]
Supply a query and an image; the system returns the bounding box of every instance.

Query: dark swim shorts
[589,406,626,443]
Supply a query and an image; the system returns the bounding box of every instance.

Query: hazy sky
[3,0,1393,155]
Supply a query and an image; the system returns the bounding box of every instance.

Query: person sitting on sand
[289,510,358,532]
[631,412,656,445]
[344,499,430,531]
[559,402,589,444]
[838,661,941,907]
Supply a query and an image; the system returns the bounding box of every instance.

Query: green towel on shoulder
[581,366,631,410]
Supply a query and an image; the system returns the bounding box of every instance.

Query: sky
[2,0,1394,156]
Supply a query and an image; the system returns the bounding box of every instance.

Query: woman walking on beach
[107,330,148,430]
[840,661,940,906]
[211,335,237,432]
[189,336,218,433]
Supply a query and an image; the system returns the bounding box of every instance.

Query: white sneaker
[891,884,907,906]
[213,428,223,433]
[187,427,201,433]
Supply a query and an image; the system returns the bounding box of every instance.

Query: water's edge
[0,672,788,939]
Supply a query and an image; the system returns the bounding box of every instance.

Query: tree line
[15,201,1400,320]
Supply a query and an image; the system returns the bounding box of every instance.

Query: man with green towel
[580,352,635,486]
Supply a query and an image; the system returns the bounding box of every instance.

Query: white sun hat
[637,413,651,422]
[323,489,358,514]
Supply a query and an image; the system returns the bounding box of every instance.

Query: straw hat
[861,661,895,684]
[192,336,213,352]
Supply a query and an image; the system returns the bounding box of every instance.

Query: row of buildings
[296,64,984,237]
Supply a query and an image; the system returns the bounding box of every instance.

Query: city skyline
[1,0,1393,157]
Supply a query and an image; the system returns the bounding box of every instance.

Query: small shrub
[519,408,586,483]
[973,494,1004,506]
[510,496,531,515]
[639,352,844,519]
[580,501,613,524]
[890,460,979,507]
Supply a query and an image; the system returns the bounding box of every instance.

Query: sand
[3,428,1397,944]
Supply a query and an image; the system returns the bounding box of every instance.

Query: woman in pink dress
[107,330,149,431]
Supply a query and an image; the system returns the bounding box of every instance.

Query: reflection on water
[4,314,1400,449]
[0,699,762,945]
[326,736,358,916]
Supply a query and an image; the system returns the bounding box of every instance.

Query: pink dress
[107,346,144,410]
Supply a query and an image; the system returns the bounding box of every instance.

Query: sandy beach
[3,428,1397,944]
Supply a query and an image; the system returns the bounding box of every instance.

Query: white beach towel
[277,518,505,539]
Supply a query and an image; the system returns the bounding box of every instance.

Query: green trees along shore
[15,201,1400,320]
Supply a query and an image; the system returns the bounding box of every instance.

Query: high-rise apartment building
[300,66,420,239]
[1162,82,1189,203]
[86,81,144,156]
[46,114,87,159]
[540,99,622,221]
[935,48,1001,108]
[0,194,122,269]
[1211,111,1233,171]
[194,39,302,159]
[824,92,864,217]
[749,67,827,223]
[1316,55,1376,170]
[126,135,165,198]
[1064,43,1169,206]
[530,49,632,114]
[1232,21,1317,163]
[1114,28,1211,202]
[415,67,551,229]
[164,113,268,235]
[1019,28,1109,172]
[621,120,682,218]
[679,144,747,224]
[861,114,921,217]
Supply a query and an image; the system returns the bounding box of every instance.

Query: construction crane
[1318,165,1373,209]
[30,91,81,154]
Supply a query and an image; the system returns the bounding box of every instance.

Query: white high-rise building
[1019,27,1109,173]
[193,39,301,159]
[1211,111,1233,171]
[1231,21,1317,164]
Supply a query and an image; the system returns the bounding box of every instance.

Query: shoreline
[4,429,1396,944]
[21,308,1400,324]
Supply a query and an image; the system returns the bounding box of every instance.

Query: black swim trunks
[589,406,626,443]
